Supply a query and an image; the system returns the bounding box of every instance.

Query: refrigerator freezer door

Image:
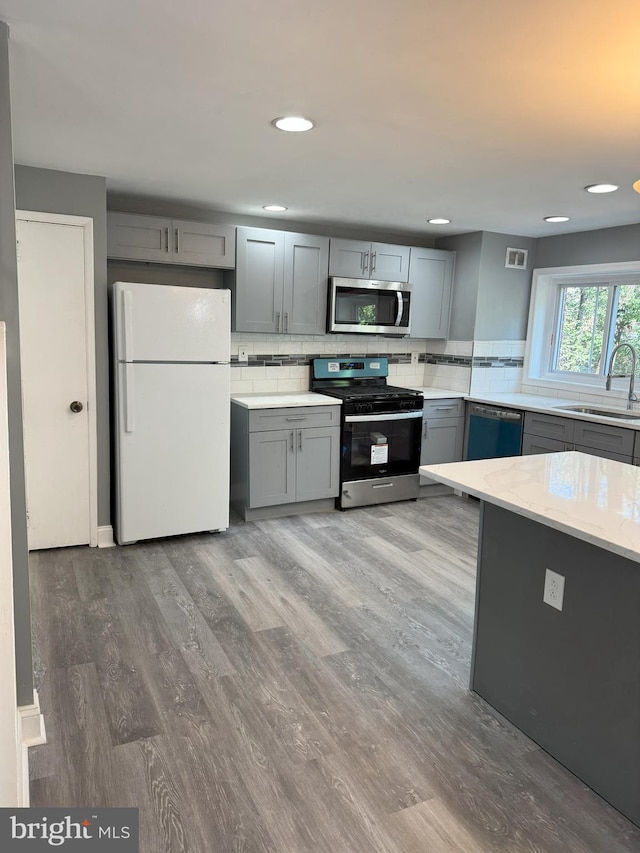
[114,281,230,363]
[115,362,230,543]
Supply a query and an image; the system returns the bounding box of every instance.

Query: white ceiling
[2,0,640,239]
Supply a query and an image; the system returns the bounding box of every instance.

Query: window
[525,261,640,397]
[552,281,640,377]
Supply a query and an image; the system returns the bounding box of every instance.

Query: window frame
[524,261,640,401]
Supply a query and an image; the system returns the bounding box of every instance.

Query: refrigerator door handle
[123,363,135,433]
[122,288,134,361]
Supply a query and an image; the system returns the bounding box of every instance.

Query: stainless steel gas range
[311,357,424,509]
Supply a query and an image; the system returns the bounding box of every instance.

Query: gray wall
[14,166,110,527]
[0,23,33,706]
[475,232,536,340]
[436,232,482,340]
[535,223,640,269]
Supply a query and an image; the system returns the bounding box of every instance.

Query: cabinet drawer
[521,434,566,455]
[422,398,464,418]
[248,405,341,432]
[573,444,632,463]
[572,421,635,456]
[524,411,574,442]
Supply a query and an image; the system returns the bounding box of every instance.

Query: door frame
[16,210,98,548]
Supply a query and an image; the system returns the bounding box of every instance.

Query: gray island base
[421,451,640,829]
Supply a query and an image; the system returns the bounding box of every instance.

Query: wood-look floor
[28,496,640,853]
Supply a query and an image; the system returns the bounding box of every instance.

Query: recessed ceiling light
[271,116,315,132]
[427,218,451,225]
[544,215,571,223]
[584,184,619,193]
[263,204,288,212]
[633,179,640,194]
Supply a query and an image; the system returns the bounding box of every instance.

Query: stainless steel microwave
[327,278,412,336]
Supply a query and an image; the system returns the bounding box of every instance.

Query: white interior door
[17,216,95,550]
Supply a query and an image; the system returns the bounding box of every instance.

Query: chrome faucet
[605,343,638,410]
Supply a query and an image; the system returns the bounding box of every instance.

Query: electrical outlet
[543,568,565,611]
[238,347,248,363]
[411,351,419,367]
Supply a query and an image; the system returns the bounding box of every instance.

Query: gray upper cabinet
[233,227,329,334]
[107,213,171,263]
[329,238,410,282]
[107,212,235,268]
[408,247,455,339]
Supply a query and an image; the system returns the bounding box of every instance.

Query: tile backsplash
[229,335,529,397]
[469,341,525,394]
[229,334,473,395]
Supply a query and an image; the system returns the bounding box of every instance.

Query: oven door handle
[395,291,403,326]
[345,411,423,423]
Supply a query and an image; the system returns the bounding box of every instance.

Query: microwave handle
[395,291,403,326]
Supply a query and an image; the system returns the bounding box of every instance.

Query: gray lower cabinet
[420,398,464,484]
[328,238,410,282]
[408,247,455,339]
[232,227,329,334]
[522,411,635,463]
[107,212,235,267]
[231,403,341,518]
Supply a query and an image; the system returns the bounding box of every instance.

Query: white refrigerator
[113,281,230,545]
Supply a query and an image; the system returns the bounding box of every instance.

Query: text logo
[1,808,138,851]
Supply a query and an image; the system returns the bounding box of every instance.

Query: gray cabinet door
[408,248,454,339]
[328,238,370,278]
[107,213,172,262]
[234,227,285,333]
[296,426,340,501]
[248,429,296,507]
[521,434,566,455]
[371,242,410,282]
[172,219,235,268]
[421,417,464,466]
[283,232,329,335]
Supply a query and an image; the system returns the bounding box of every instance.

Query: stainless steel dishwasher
[464,403,524,460]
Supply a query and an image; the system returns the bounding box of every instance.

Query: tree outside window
[553,282,640,376]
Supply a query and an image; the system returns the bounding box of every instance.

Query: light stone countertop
[465,392,640,430]
[231,392,342,410]
[420,451,640,563]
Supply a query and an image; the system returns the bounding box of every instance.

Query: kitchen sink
[552,404,640,421]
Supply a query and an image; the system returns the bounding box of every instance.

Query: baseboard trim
[97,525,115,548]
[20,688,46,747]
[18,689,47,807]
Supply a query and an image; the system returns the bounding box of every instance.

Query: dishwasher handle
[469,403,523,422]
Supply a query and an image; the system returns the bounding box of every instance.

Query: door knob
[69,401,84,413]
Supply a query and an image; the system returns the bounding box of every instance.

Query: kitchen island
[420,452,640,828]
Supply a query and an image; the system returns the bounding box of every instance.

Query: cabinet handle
[290,431,294,450]
[175,227,180,254]
[284,312,289,333]
[299,431,302,450]
[286,416,307,421]
[165,227,170,252]
[275,311,281,333]
[363,250,369,274]
[434,405,456,411]
[423,422,428,439]
[370,250,376,274]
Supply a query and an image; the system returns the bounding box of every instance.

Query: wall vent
[505,247,528,270]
